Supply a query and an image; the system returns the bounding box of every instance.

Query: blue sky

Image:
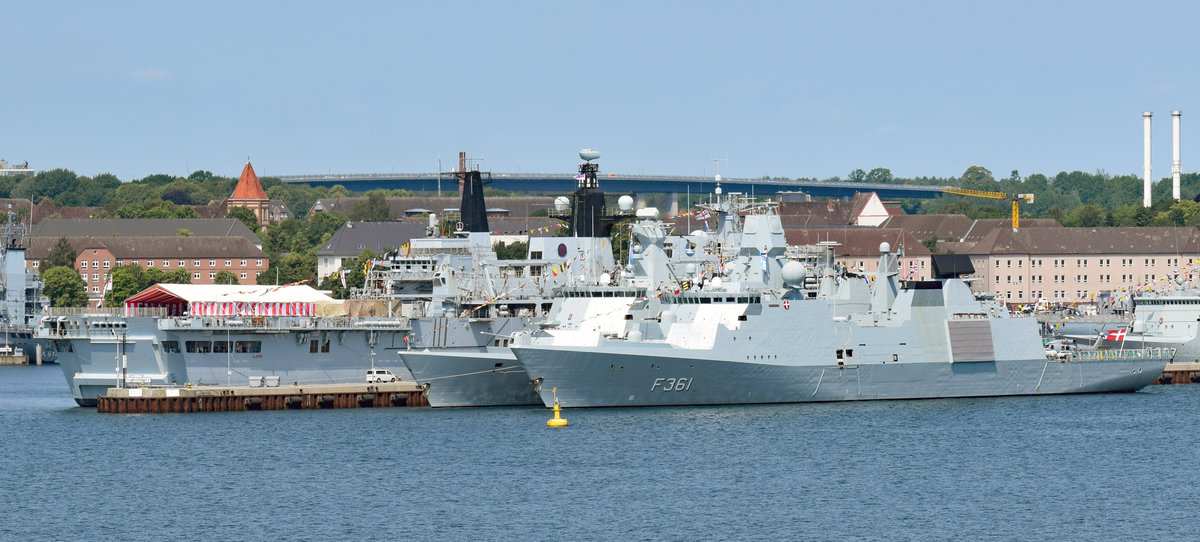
[3,1,1197,185]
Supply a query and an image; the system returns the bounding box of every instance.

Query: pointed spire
[231,161,268,200]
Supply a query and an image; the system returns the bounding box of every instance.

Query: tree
[865,168,894,184]
[104,265,145,306]
[42,266,87,307]
[349,191,391,221]
[226,206,261,233]
[213,270,239,284]
[494,241,528,260]
[46,237,77,269]
[847,169,867,183]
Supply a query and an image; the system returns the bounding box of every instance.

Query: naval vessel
[513,216,1170,407]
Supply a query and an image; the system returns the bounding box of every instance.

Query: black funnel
[459,170,489,233]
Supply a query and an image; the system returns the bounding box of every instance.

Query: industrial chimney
[1144,112,1153,208]
[1173,110,1182,200]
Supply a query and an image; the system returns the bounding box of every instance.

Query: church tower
[229,162,270,228]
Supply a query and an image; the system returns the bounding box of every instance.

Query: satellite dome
[600,272,611,284]
[709,277,723,290]
[714,185,723,195]
[618,195,634,211]
[635,207,660,219]
[685,263,697,276]
[579,148,601,161]
[554,196,570,212]
[781,261,808,286]
[879,241,891,254]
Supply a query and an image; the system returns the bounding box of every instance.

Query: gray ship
[512,213,1170,407]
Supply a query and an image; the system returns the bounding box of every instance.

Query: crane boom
[942,187,1035,230]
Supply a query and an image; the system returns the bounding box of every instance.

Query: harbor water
[3,364,1197,540]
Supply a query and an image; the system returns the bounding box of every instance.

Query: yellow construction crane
[942,187,1035,230]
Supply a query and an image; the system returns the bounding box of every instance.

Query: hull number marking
[651,377,693,392]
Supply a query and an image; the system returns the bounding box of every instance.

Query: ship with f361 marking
[513,218,1171,407]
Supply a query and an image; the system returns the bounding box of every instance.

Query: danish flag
[1105,328,1127,341]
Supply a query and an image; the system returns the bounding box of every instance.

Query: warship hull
[515,345,1168,407]
[399,349,540,407]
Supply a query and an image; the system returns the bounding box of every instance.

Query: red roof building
[229,162,271,228]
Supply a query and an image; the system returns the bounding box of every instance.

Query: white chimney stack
[1173,110,1182,200]
[1144,111,1153,208]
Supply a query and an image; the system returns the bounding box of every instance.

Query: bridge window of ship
[213,341,231,354]
[186,341,212,353]
[162,341,181,353]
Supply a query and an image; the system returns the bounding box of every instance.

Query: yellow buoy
[547,387,568,427]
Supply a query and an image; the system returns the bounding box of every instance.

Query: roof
[231,162,268,201]
[784,228,933,257]
[318,221,431,257]
[966,227,1200,256]
[29,218,261,245]
[25,236,267,260]
[960,218,1060,243]
[878,214,974,240]
[125,283,332,306]
[776,194,879,226]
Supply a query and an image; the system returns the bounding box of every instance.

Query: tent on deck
[123,284,335,317]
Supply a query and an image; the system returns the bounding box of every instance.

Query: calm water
[3,364,1196,541]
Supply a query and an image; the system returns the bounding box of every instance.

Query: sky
[3,0,1198,186]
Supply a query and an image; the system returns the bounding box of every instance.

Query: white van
[365,369,398,383]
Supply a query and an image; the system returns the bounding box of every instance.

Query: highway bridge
[278,172,949,200]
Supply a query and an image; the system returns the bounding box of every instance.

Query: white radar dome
[879,241,891,254]
[618,195,634,211]
[554,196,570,212]
[579,149,601,161]
[709,277,723,290]
[600,272,611,284]
[685,263,697,276]
[781,261,808,286]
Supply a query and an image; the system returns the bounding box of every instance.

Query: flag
[695,210,710,220]
[1105,328,1127,342]
[574,174,586,181]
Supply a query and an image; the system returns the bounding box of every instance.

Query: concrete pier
[97,381,427,413]
[0,354,29,365]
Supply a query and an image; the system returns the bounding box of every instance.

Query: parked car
[365,369,398,383]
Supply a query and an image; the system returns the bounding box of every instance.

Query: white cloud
[132,68,169,81]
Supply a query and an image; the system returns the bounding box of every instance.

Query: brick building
[26,236,268,305]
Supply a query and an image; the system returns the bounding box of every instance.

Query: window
[209,259,216,266]
[209,272,216,279]
[92,273,98,281]
[81,261,88,269]
[225,259,231,267]
[256,259,263,267]
[310,339,330,353]
[80,273,87,282]
[92,260,98,268]
[185,341,212,353]
[193,271,201,280]
[103,261,110,269]
[240,272,247,279]
[32,261,38,268]
[212,341,231,353]
[235,341,261,353]
[240,259,247,266]
[131,260,138,266]
[179,259,186,267]
[162,260,169,267]
[91,286,98,292]
[194,259,201,267]
[146,259,154,267]
[162,341,180,354]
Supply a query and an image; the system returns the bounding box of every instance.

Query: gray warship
[43,159,615,406]
[399,150,719,406]
[513,208,1170,408]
